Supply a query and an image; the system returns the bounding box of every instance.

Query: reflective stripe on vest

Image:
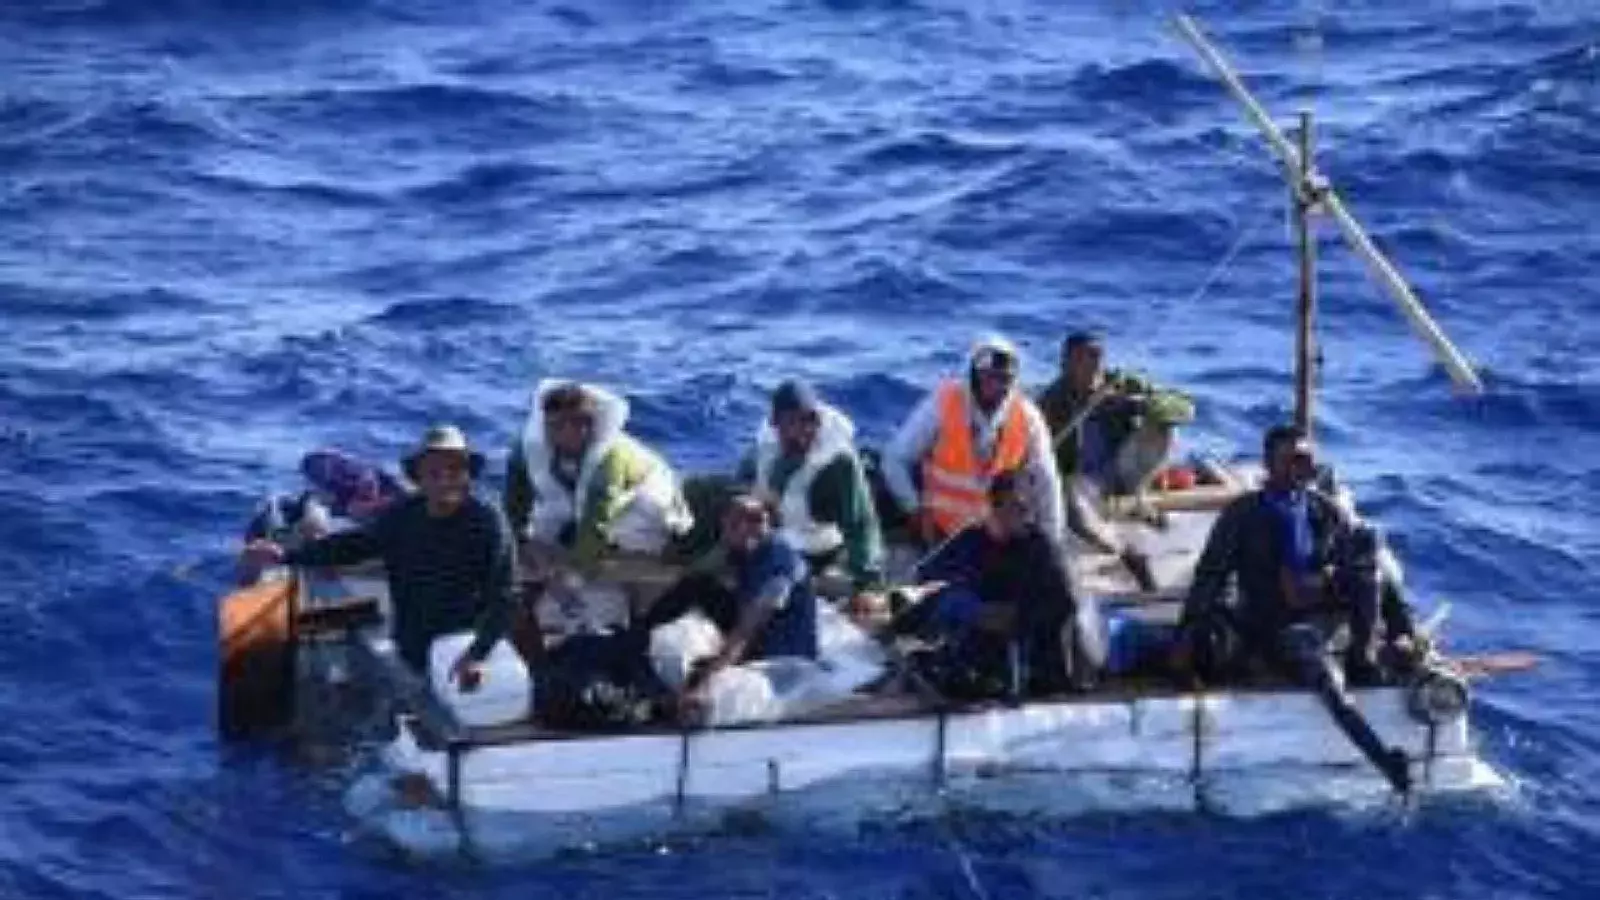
[921,380,1028,535]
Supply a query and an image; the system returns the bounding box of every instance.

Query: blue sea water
[1,0,1597,895]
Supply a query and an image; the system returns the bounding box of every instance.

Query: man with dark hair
[887,471,1098,696]
[505,379,693,572]
[1040,331,1123,481]
[737,379,884,594]
[1179,423,1419,789]
[1036,330,1187,592]
[629,493,819,722]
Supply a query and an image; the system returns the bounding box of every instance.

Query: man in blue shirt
[887,471,1094,697]
[1179,424,1418,790]
[633,493,818,721]
[1180,424,1417,681]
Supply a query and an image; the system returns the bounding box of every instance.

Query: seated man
[737,380,885,596]
[1036,330,1194,591]
[882,335,1064,547]
[886,472,1099,697]
[241,425,515,687]
[1037,330,1140,486]
[505,379,694,578]
[1178,424,1419,787]
[630,494,819,723]
[238,450,407,578]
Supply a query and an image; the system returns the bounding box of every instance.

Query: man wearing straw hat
[241,424,518,688]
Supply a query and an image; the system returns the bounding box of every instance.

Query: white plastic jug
[428,632,533,729]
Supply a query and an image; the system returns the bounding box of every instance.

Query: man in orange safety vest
[881,336,1064,548]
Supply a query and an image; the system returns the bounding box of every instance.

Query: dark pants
[637,572,741,635]
[894,586,1076,698]
[1273,620,1403,780]
[1210,522,1396,681]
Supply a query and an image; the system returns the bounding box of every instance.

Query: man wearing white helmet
[882,336,1064,546]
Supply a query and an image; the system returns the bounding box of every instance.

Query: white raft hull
[316,469,1505,861]
[342,674,1503,860]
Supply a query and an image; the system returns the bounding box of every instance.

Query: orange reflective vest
[921,380,1029,536]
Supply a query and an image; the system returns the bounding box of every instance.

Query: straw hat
[401,424,485,480]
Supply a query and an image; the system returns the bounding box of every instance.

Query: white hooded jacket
[520,379,692,553]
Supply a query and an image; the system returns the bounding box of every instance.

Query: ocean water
[1,0,1596,896]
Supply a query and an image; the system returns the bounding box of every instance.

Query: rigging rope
[1144,200,1282,354]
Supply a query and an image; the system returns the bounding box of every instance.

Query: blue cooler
[1105,612,1176,676]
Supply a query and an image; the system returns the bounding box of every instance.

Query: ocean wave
[546,4,598,29]
[233,82,586,147]
[684,58,796,91]
[816,370,925,439]
[791,254,981,317]
[399,159,563,205]
[0,94,109,150]
[0,95,243,169]
[560,154,773,204]
[7,0,374,27]
[182,167,390,209]
[846,129,1027,173]
[1070,58,1224,111]
[0,379,171,449]
[364,295,521,329]
[1043,203,1242,265]
[1377,369,1600,434]
[0,283,207,322]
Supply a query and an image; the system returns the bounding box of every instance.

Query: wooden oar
[1447,650,1541,680]
[1103,484,1243,517]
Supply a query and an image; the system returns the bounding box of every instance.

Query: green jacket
[738,449,885,590]
[506,432,686,572]
[1036,373,1143,481]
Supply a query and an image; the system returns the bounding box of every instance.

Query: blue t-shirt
[735,537,818,660]
[1262,489,1315,575]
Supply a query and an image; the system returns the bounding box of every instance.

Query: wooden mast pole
[1172,13,1483,395]
[1294,110,1317,436]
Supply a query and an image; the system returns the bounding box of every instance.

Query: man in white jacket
[738,380,885,593]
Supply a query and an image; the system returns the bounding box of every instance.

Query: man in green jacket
[737,380,885,596]
[504,380,694,576]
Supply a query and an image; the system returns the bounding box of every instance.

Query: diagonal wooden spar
[1172,13,1485,395]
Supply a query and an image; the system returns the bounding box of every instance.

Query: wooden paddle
[1446,650,1541,680]
[1103,484,1243,517]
